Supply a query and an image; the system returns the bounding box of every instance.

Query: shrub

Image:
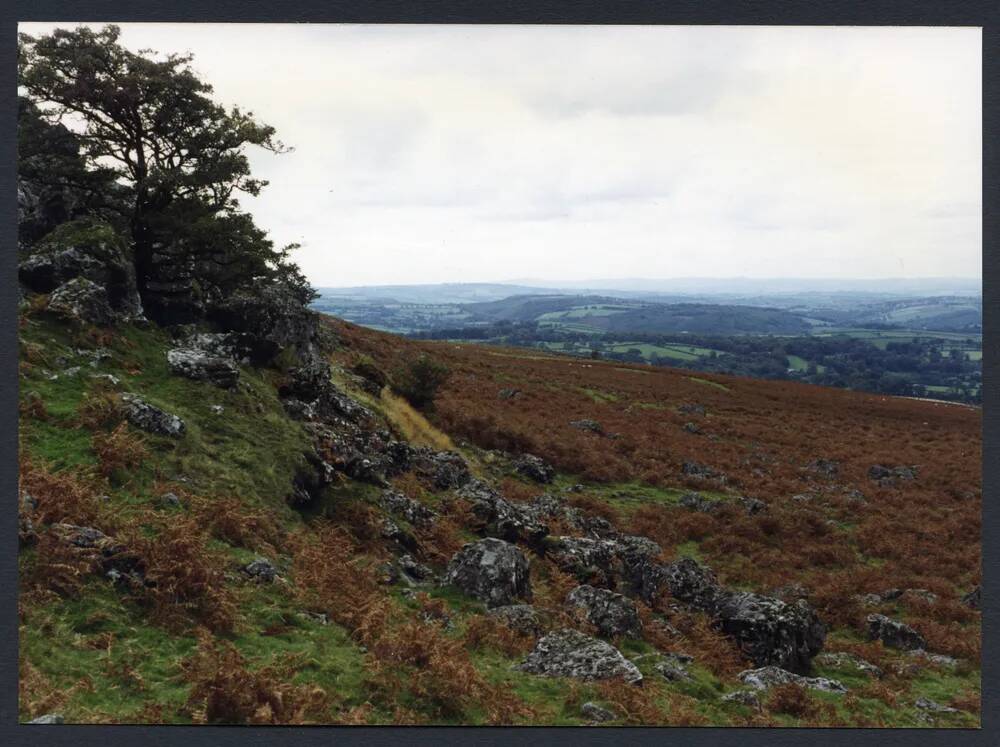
[92,423,147,480]
[391,353,450,410]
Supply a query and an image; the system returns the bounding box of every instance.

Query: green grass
[687,376,731,392]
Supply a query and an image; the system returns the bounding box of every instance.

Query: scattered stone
[738,666,847,693]
[47,277,114,325]
[567,585,642,638]
[805,459,840,478]
[677,403,706,417]
[739,496,768,515]
[488,604,544,636]
[166,333,240,388]
[866,614,927,651]
[906,649,958,669]
[914,697,958,714]
[681,461,726,482]
[722,689,761,708]
[498,388,521,400]
[518,629,642,684]
[814,652,884,679]
[961,585,981,610]
[513,453,555,484]
[570,419,604,435]
[302,610,329,626]
[89,373,121,386]
[653,653,694,682]
[159,492,182,508]
[121,394,186,437]
[580,702,617,722]
[380,517,416,550]
[444,538,532,608]
[683,421,701,434]
[411,448,472,490]
[679,491,722,513]
[26,713,65,725]
[868,464,918,486]
[397,553,435,582]
[379,489,437,527]
[209,404,224,415]
[242,557,277,583]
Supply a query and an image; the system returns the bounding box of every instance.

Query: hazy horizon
[22,23,983,287]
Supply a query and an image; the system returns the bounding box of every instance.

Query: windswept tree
[18,24,309,320]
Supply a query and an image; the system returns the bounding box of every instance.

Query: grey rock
[738,665,847,693]
[121,394,186,437]
[379,489,437,527]
[444,538,531,608]
[739,496,768,515]
[866,614,927,651]
[580,702,617,722]
[679,491,722,513]
[166,333,240,388]
[513,453,555,484]
[411,448,472,490]
[914,697,958,714]
[653,653,694,682]
[47,277,114,326]
[570,419,605,435]
[518,629,642,684]
[567,584,642,638]
[681,461,726,482]
[498,387,521,400]
[805,459,840,478]
[159,492,182,508]
[868,464,918,487]
[460,479,549,544]
[209,405,224,415]
[683,421,701,434]
[27,713,65,725]
[243,557,277,583]
[722,689,761,707]
[487,604,543,636]
[397,553,435,582]
[677,403,706,417]
[906,649,958,669]
[814,652,884,679]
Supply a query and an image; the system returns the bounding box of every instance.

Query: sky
[20,23,982,287]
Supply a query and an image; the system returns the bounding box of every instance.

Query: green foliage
[391,353,451,410]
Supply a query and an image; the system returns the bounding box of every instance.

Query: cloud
[19,23,982,285]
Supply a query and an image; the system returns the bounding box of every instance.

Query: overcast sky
[22,23,982,286]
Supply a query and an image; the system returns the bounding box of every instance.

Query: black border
[3,2,996,745]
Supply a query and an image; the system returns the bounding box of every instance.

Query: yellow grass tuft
[380,390,454,451]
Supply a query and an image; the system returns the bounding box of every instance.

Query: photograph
[15,22,982,726]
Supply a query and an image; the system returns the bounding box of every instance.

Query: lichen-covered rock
[166,333,240,388]
[49,523,143,583]
[652,653,694,682]
[662,558,825,673]
[460,479,549,544]
[569,419,604,434]
[721,689,761,708]
[281,360,375,425]
[866,614,927,651]
[580,702,617,722]
[513,453,555,484]
[868,464,918,486]
[444,538,531,608]
[681,461,726,482]
[379,489,437,527]
[26,713,65,725]
[518,629,642,684]
[914,697,959,714]
[738,666,847,693]
[487,604,543,636]
[242,557,277,583]
[47,277,114,326]
[567,585,642,638]
[805,459,840,478]
[814,652,884,679]
[739,496,768,515]
[411,448,471,490]
[679,491,722,513]
[121,394,186,437]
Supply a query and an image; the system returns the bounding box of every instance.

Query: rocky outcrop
[681,461,726,483]
[866,614,927,651]
[49,523,144,585]
[569,419,604,435]
[513,453,555,484]
[518,629,642,684]
[566,585,642,638]
[580,702,617,722]
[120,394,186,437]
[661,557,825,674]
[679,491,722,513]
[444,538,532,608]
[242,557,277,583]
[411,448,471,490]
[166,333,240,388]
[738,666,846,693]
[460,480,549,544]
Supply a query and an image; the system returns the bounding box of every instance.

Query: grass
[379,389,455,451]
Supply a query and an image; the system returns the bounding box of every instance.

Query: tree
[18,25,292,316]
[392,354,451,410]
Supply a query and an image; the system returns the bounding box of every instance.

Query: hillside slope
[18,306,981,727]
